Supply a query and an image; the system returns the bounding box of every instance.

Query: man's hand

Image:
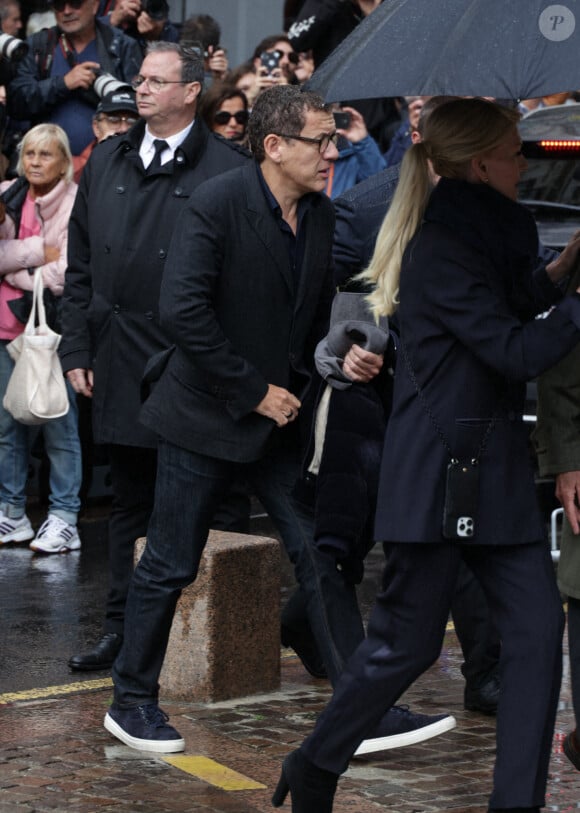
[336,105,368,144]
[257,66,289,88]
[342,344,384,383]
[66,368,94,398]
[109,0,141,27]
[555,470,580,534]
[64,62,100,91]
[206,46,228,79]
[254,384,301,427]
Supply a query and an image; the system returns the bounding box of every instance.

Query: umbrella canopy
[305,0,580,102]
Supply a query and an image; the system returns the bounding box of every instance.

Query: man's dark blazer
[140,160,335,463]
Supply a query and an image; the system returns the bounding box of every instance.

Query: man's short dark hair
[247,85,330,163]
[180,13,220,51]
[145,41,205,86]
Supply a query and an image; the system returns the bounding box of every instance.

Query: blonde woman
[274,98,580,813]
[0,123,81,554]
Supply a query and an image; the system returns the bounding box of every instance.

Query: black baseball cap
[96,90,138,116]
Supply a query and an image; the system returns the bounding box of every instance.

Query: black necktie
[147,139,168,174]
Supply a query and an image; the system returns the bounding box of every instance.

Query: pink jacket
[0,178,78,296]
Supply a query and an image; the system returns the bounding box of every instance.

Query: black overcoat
[375,178,580,546]
[59,120,250,447]
[139,161,335,463]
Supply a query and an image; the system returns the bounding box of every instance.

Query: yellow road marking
[0,677,112,704]
[163,755,266,791]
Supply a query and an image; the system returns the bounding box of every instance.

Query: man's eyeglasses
[131,75,189,93]
[50,0,87,11]
[274,132,338,154]
[98,114,139,125]
[214,110,249,126]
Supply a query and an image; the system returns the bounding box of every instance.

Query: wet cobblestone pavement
[2,628,580,812]
[1,503,580,811]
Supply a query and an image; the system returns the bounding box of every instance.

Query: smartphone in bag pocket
[442,460,479,540]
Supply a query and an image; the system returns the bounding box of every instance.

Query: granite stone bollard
[134,531,281,702]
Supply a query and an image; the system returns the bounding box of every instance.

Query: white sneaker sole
[0,527,35,544]
[104,712,185,753]
[30,535,81,554]
[354,714,457,756]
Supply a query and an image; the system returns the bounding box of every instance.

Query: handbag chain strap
[400,337,498,465]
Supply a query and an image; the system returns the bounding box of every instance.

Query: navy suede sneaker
[354,705,456,755]
[104,703,185,753]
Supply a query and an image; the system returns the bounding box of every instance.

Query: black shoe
[563,729,580,770]
[280,624,328,679]
[464,671,500,715]
[68,633,123,671]
[272,748,338,812]
[104,703,185,753]
[354,705,456,755]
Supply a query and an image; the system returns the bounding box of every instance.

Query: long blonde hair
[359,98,521,320]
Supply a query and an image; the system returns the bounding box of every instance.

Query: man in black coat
[60,41,251,672]
[103,84,341,752]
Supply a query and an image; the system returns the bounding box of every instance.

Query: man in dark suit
[60,42,250,673]
[105,84,454,755]
[103,84,340,752]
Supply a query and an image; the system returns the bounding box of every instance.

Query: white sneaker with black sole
[0,512,34,544]
[354,705,456,755]
[30,514,81,554]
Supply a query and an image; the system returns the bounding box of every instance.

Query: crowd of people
[1,2,580,813]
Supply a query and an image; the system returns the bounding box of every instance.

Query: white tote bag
[3,268,69,425]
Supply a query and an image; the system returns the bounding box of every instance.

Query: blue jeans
[0,340,82,524]
[113,438,364,705]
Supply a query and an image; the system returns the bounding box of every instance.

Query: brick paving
[1,629,580,813]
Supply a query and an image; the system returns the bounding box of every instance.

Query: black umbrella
[305,0,580,101]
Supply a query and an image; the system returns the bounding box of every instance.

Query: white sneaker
[0,512,34,544]
[30,514,81,554]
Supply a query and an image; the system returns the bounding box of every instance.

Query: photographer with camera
[251,34,298,89]
[324,104,385,199]
[106,0,179,57]
[180,14,228,84]
[7,0,141,157]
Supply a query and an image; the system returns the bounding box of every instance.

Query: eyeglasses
[131,75,189,93]
[50,0,87,10]
[98,113,139,125]
[214,110,249,126]
[274,131,338,154]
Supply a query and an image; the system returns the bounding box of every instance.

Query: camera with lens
[141,0,168,20]
[0,33,28,62]
[93,71,132,98]
[260,50,280,75]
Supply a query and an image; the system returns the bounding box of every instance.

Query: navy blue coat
[375,178,580,545]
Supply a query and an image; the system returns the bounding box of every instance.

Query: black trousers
[302,540,563,809]
[104,444,250,635]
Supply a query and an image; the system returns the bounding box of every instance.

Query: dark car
[519,103,580,250]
